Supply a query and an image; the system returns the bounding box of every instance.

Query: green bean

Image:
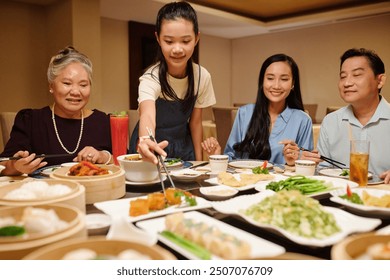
[266,175,330,195]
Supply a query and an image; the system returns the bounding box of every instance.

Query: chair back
[326,106,342,115]
[212,106,237,150]
[303,104,318,124]
[0,112,17,149]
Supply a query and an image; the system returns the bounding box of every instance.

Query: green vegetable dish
[339,169,349,176]
[165,158,181,166]
[265,175,332,195]
[243,190,341,239]
[252,166,269,174]
[339,193,363,205]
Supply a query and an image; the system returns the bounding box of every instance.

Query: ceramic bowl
[85,213,111,236]
[199,185,238,200]
[117,154,158,182]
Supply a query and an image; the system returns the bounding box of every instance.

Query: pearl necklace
[51,104,84,154]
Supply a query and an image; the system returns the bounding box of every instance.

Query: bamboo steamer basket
[0,179,86,213]
[23,236,176,260]
[50,165,125,204]
[0,204,87,259]
[331,233,390,260]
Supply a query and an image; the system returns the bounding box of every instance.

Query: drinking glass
[110,114,129,165]
[349,140,370,186]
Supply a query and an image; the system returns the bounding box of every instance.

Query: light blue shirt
[224,104,313,164]
[317,96,390,175]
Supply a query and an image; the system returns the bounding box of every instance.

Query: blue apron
[130,98,195,161]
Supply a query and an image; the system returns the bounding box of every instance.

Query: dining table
[84,161,390,260]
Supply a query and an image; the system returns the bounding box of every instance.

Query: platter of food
[318,168,373,179]
[254,175,358,197]
[136,211,285,260]
[330,188,390,217]
[204,172,276,191]
[228,159,273,169]
[94,188,211,223]
[211,190,381,247]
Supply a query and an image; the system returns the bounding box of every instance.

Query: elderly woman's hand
[74,146,110,164]
[10,151,47,175]
[201,137,221,156]
[137,139,168,165]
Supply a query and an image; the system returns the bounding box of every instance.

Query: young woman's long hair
[233,54,304,159]
[153,1,199,113]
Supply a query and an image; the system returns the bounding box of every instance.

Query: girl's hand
[201,137,222,155]
[137,139,169,165]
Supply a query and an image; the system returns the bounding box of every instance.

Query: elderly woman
[0,46,112,176]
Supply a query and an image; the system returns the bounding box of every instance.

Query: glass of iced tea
[349,140,370,186]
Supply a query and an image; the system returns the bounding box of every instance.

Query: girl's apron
[130,98,195,160]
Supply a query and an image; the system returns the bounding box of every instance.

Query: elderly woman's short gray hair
[47,46,93,85]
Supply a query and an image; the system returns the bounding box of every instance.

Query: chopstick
[146,127,176,193]
[0,153,73,162]
[299,147,346,170]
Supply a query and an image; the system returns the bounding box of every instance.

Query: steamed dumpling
[20,181,49,197]
[62,249,97,260]
[45,184,72,198]
[21,207,68,235]
[3,188,37,200]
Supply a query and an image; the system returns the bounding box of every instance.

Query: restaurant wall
[231,14,390,122]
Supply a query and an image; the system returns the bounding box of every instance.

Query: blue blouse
[224,104,313,164]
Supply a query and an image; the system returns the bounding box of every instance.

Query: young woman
[0,46,112,176]
[130,1,216,162]
[202,54,313,165]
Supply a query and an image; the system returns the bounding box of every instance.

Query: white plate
[254,175,359,197]
[164,158,184,168]
[204,172,277,191]
[61,162,78,167]
[319,168,373,179]
[199,185,239,200]
[228,160,273,169]
[330,188,390,217]
[94,195,211,223]
[136,211,285,260]
[39,165,61,176]
[211,191,381,247]
[170,169,204,181]
[125,175,166,186]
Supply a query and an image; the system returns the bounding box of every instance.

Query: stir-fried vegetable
[252,161,269,174]
[160,230,211,260]
[165,158,181,165]
[266,175,331,195]
[243,190,341,239]
[339,184,363,204]
[339,169,349,176]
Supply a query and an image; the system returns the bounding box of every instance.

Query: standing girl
[130,1,216,162]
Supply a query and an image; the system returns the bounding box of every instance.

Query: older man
[302,48,389,183]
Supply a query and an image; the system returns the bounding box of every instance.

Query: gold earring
[49,89,53,93]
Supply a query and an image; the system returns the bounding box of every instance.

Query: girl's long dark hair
[233,54,304,159]
[154,1,199,112]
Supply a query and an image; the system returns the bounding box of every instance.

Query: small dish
[85,213,112,236]
[170,169,204,181]
[199,185,238,200]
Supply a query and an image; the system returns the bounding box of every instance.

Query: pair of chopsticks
[146,127,176,195]
[0,153,73,162]
[299,147,346,170]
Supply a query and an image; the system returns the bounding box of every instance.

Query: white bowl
[117,154,159,182]
[85,213,111,236]
[199,185,238,200]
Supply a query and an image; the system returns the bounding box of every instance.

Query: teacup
[295,160,316,176]
[209,155,229,173]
